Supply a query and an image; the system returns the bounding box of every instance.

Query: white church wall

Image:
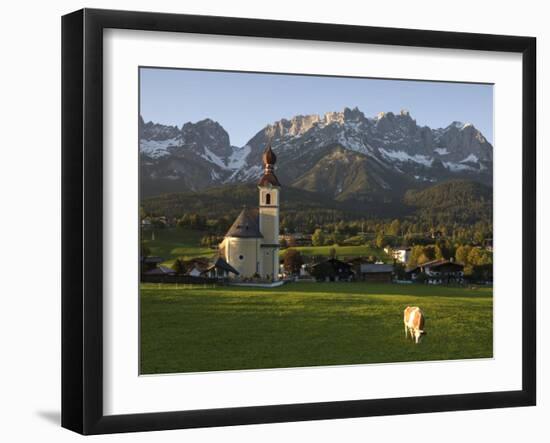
[225,237,261,278]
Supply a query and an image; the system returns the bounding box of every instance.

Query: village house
[179,257,239,280]
[385,246,411,264]
[140,255,179,281]
[183,258,211,277]
[201,257,240,279]
[407,258,464,285]
[347,256,371,269]
[298,263,316,280]
[310,258,354,282]
[142,264,176,277]
[141,254,240,283]
[218,145,282,281]
[347,256,373,274]
[359,263,394,283]
[140,256,163,274]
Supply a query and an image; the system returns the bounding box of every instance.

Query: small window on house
[239,255,244,260]
[265,193,271,205]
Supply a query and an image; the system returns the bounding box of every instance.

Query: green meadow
[285,244,390,259]
[142,228,215,264]
[142,227,391,265]
[140,282,493,374]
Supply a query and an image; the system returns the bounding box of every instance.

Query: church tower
[258,144,281,281]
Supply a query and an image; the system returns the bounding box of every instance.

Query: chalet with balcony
[407,259,464,284]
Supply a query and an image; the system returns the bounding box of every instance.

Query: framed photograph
[62,8,536,435]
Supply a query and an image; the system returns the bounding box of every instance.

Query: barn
[359,263,394,283]
[310,258,354,282]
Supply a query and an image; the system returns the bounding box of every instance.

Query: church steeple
[257,143,281,280]
[258,144,281,187]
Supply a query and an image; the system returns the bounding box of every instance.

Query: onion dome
[258,144,281,187]
[262,144,277,166]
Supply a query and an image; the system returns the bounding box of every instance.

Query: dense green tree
[283,249,304,275]
[140,240,150,258]
[200,235,220,248]
[467,247,492,266]
[455,245,473,265]
[215,216,232,234]
[375,231,385,248]
[473,229,486,245]
[408,245,440,267]
[329,232,345,246]
[388,219,401,237]
[172,258,187,275]
[434,244,444,260]
[177,213,207,230]
[311,228,326,246]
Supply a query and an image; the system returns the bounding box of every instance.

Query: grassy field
[143,228,390,265]
[140,282,493,374]
[142,228,215,263]
[285,244,390,259]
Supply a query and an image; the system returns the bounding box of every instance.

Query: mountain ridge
[139,107,493,198]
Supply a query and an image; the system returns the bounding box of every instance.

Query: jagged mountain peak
[139,115,180,142]
[260,106,424,143]
[139,106,493,197]
[374,110,417,134]
[180,118,232,157]
[182,117,223,130]
[264,106,370,140]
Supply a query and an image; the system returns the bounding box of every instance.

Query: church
[218,145,281,281]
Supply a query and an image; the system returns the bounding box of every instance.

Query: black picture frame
[62,8,536,435]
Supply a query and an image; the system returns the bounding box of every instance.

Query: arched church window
[265,193,271,205]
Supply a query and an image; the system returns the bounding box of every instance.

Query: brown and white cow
[404,306,426,344]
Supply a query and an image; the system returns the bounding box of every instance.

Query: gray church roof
[225,208,263,238]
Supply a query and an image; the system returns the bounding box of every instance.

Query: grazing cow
[404,306,426,344]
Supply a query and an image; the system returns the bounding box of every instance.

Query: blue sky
[140,67,493,146]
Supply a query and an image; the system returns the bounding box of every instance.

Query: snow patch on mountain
[379,148,434,167]
[434,148,449,155]
[444,161,475,172]
[238,164,263,181]
[414,175,437,182]
[228,145,251,170]
[450,121,471,129]
[460,154,479,163]
[201,147,227,169]
[140,137,179,158]
[337,133,368,154]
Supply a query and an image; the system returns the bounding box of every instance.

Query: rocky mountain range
[139,107,493,199]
